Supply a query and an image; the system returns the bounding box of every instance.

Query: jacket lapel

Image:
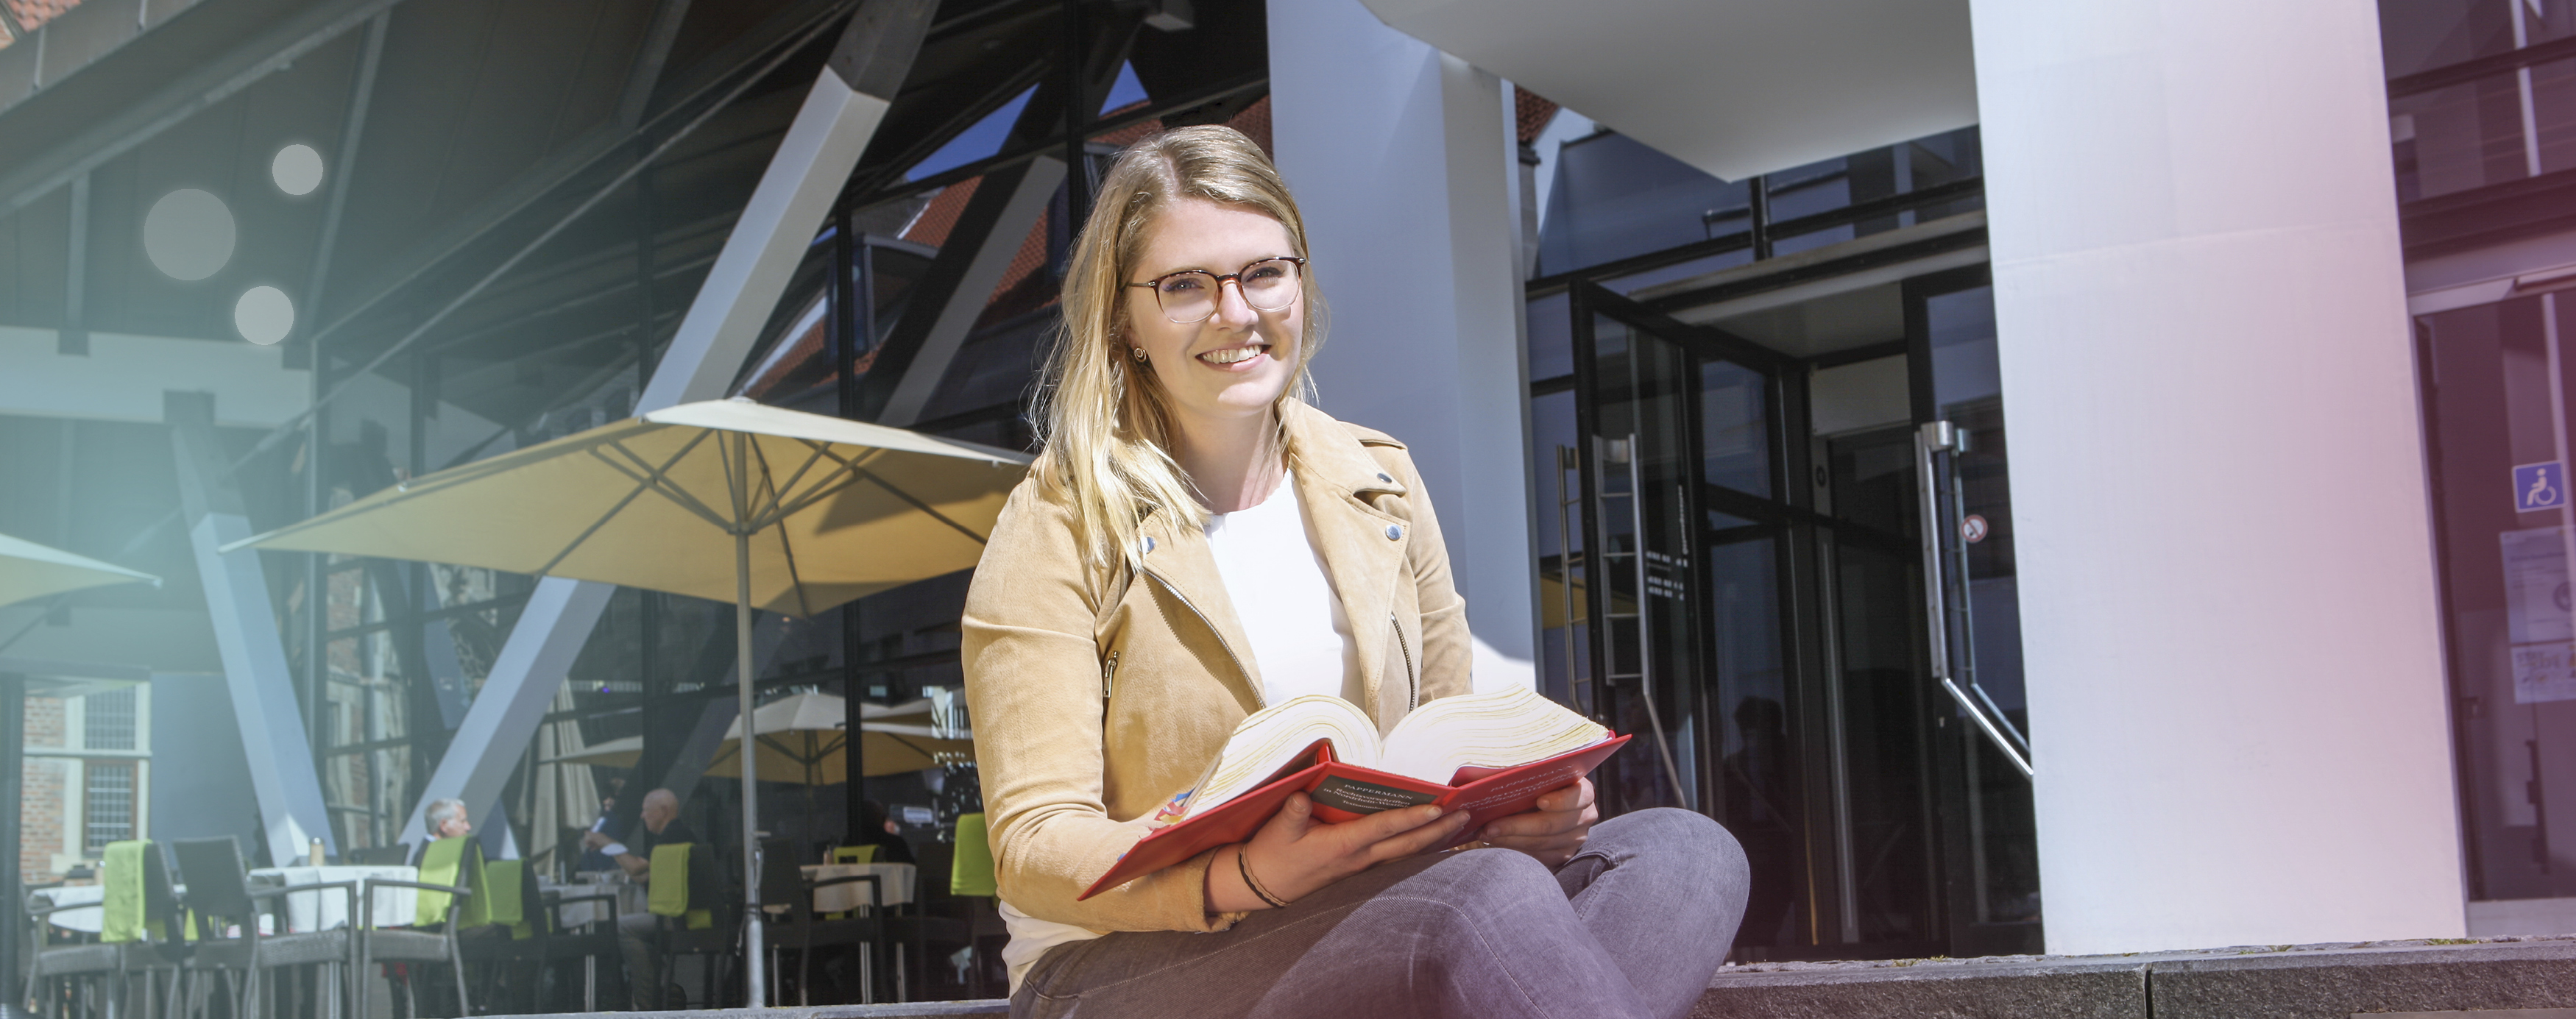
[1284,402,1411,728]
[1138,510,1267,713]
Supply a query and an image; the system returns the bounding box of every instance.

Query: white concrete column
[1270,0,1539,691]
[1970,0,2466,951]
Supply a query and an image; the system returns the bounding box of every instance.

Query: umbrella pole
[737,525,767,1007]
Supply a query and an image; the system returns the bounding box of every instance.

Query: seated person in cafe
[852,800,915,866]
[575,779,626,873]
[595,788,700,1010]
[425,797,473,845]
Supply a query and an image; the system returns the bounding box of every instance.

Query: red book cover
[1078,734,1630,901]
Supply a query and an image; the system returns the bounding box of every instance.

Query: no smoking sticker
[1961,514,1989,544]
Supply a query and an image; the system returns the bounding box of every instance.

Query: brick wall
[21,695,66,883]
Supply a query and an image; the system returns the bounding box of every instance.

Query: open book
[1079,687,1629,900]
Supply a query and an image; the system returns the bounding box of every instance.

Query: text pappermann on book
[1078,688,1631,900]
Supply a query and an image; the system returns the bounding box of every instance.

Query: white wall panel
[1970,0,2465,952]
[1271,0,1539,691]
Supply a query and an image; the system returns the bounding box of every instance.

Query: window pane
[83,688,135,750]
[2418,294,2576,901]
[84,763,135,852]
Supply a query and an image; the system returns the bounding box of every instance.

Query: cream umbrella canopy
[227,397,1029,981]
[549,695,977,780]
[0,530,160,608]
[0,531,160,656]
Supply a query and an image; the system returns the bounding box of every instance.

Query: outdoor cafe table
[248,864,418,931]
[802,862,916,912]
[542,876,649,929]
[30,885,103,934]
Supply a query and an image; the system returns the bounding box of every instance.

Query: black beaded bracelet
[1236,845,1289,909]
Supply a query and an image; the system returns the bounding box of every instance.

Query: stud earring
[1131,346,1150,363]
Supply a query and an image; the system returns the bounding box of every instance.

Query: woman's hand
[1207,792,1472,912]
[1475,777,1598,867]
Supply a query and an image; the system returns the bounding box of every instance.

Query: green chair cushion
[648,843,693,918]
[99,841,148,943]
[483,859,525,926]
[417,837,491,927]
[951,813,997,898]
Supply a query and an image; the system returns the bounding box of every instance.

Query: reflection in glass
[2418,293,2576,901]
[1702,359,1769,499]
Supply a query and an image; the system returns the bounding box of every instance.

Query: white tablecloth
[248,864,418,931]
[802,863,915,911]
[31,886,103,934]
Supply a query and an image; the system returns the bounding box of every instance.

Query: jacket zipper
[1101,650,1119,717]
[1390,611,1417,710]
[1143,569,1262,709]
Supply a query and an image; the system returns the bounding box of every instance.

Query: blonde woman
[961,125,1747,1018]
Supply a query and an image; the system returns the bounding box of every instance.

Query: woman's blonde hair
[1033,125,1326,572]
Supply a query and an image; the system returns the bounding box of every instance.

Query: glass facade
[1524,101,2034,958]
[2383,0,2576,915]
[2418,294,2576,900]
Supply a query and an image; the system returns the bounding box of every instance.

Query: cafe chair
[534,881,622,1012]
[756,839,883,1005]
[354,837,475,1019]
[101,840,185,1019]
[167,837,360,1019]
[948,814,1007,998]
[647,842,735,1008]
[22,892,120,1019]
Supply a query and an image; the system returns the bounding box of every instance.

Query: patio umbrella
[0,530,160,608]
[548,695,975,779]
[227,396,1030,998]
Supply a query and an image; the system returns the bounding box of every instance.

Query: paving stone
[1692,937,2576,1019]
[2149,938,2576,1019]
[1695,954,2151,1019]
[498,1001,1009,1018]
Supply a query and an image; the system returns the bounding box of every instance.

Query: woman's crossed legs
[1013,809,1749,1019]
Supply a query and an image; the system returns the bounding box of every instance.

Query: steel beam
[398,0,938,862]
[0,669,20,1006]
[167,390,339,865]
[60,172,86,355]
[302,10,389,327]
[637,0,935,408]
[0,0,406,214]
[876,155,1064,425]
[618,0,693,128]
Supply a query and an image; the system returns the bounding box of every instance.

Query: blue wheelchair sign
[2517,461,2569,513]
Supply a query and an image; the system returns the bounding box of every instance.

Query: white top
[1000,471,1361,990]
[1202,471,1362,706]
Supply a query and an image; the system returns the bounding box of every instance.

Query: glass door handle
[1914,421,2034,778]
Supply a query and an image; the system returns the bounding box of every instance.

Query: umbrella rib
[594,437,737,531]
[760,439,836,524]
[757,444,870,527]
[542,433,718,576]
[745,433,790,525]
[755,733,821,766]
[854,466,991,544]
[802,443,992,545]
[877,732,950,761]
[774,510,815,619]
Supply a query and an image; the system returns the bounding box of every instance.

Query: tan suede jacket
[959,400,1473,935]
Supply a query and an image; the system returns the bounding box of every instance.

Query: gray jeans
[1013,808,1749,1019]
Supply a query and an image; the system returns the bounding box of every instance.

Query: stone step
[494,1004,1008,1019]
[489,936,2576,1019]
[1696,935,2576,1019]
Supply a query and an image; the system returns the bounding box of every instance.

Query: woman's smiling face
[1123,198,1305,435]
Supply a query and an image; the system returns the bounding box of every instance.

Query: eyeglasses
[1125,256,1306,324]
